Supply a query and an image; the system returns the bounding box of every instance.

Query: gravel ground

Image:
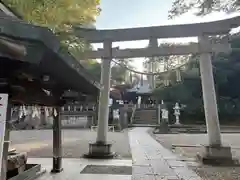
[9,129,132,159]
[153,133,240,180]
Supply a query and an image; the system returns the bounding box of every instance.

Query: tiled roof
[127,80,152,94]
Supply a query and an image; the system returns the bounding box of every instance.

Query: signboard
[0,94,8,174]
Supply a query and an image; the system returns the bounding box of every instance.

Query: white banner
[0,94,8,175]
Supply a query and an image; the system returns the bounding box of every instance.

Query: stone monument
[158,104,169,133]
[173,102,181,125]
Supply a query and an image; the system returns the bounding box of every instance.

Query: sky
[94,0,240,71]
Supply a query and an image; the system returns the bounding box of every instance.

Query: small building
[126,80,155,105]
[0,2,100,179]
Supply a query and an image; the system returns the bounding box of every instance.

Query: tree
[143,43,190,87]
[169,0,240,18]
[81,60,102,81]
[2,0,101,56]
[153,35,240,124]
[111,59,129,84]
[81,58,134,85]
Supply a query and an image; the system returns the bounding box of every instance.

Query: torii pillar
[198,35,236,165]
[84,40,115,158]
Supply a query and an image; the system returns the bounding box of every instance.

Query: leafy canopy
[3,0,101,55]
[169,0,240,18]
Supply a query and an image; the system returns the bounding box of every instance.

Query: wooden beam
[75,16,240,42]
[0,37,26,58]
[11,88,64,106]
[80,43,231,59]
[0,78,65,106]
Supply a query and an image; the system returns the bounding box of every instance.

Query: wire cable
[111,59,189,76]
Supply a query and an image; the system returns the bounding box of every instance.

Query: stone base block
[83,142,115,159]
[197,146,239,166]
[51,157,63,173]
[157,122,170,134]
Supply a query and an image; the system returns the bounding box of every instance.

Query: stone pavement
[10,130,131,159]
[129,127,202,180]
[25,128,202,180]
[29,158,132,180]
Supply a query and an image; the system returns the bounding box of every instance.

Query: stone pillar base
[83,142,115,159]
[157,121,170,134]
[51,157,63,173]
[197,146,239,166]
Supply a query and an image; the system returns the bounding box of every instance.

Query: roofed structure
[0,3,100,106]
[127,80,152,94]
[0,2,101,179]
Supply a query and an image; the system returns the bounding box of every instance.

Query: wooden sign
[0,94,8,175]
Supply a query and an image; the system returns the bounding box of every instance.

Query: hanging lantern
[176,69,181,82]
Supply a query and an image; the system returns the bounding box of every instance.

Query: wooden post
[51,107,63,173]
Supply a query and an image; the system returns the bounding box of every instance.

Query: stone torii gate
[76,16,240,163]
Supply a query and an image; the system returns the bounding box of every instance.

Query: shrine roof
[127,80,153,94]
[0,11,100,105]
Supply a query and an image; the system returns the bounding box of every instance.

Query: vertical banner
[0,94,8,175]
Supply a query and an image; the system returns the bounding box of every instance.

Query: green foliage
[81,59,133,84]
[2,0,101,56]
[169,0,240,18]
[153,36,240,124]
[111,59,133,84]
[3,0,100,31]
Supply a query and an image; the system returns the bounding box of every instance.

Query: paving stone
[162,155,180,161]
[132,175,156,180]
[188,177,202,180]
[80,165,132,175]
[155,175,179,180]
[132,159,151,166]
[150,160,176,176]
[173,167,201,180]
[129,128,202,180]
[132,166,154,175]
[185,161,200,167]
[166,160,187,168]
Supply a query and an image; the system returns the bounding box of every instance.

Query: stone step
[130,124,159,127]
[135,111,156,113]
[134,112,156,115]
[133,109,158,124]
[134,116,157,119]
[134,119,157,122]
[134,117,156,120]
[133,120,158,124]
